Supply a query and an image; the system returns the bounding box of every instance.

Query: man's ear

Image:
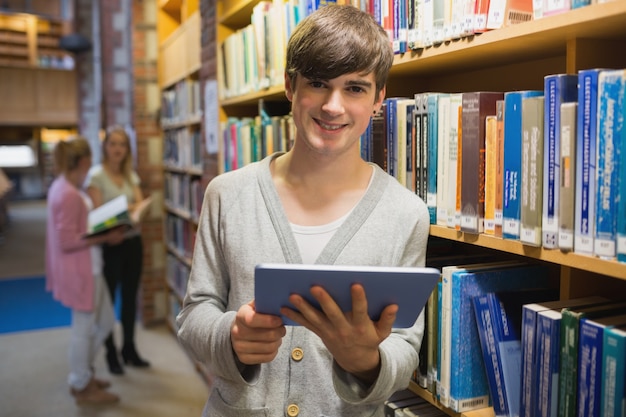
[374,86,386,113]
[284,72,294,102]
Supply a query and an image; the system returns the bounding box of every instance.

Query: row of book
[361,68,626,262]
[164,172,203,222]
[221,100,294,172]
[163,127,203,172]
[413,255,625,417]
[474,291,626,417]
[219,0,618,99]
[161,78,202,125]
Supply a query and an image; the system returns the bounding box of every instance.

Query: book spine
[574,69,603,255]
[448,94,462,229]
[520,96,545,247]
[386,98,398,179]
[495,100,505,238]
[520,305,545,417]
[427,93,440,224]
[436,94,451,226]
[414,94,423,197]
[558,102,578,251]
[535,310,561,417]
[594,70,625,258]
[542,74,578,249]
[484,115,498,235]
[421,94,430,204]
[427,276,440,395]
[473,294,508,417]
[600,327,626,417]
[577,318,605,417]
[557,309,583,417]
[503,91,543,240]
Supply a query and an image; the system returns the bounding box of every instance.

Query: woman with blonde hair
[46,136,125,404]
[87,126,150,375]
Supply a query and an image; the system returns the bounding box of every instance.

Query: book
[503,90,544,240]
[447,93,462,229]
[384,389,425,417]
[440,260,524,407]
[436,93,451,226]
[601,325,626,417]
[427,93,443,224]
[484,114,498,235]
[542,74,578,249]
[460,91,503,234]
[558,102,577,252]
[574,69,611,256]
[594,69,625,259]
[558,304,626,417]
[519,296,609,417]
[473,288,558,417]
[486,0,533,30]
[519,95,545,247]
[446,263,550,413]
[494,99,505,238]
[535,308,564,417]
[84,195,133,238]
[578,312,626,417]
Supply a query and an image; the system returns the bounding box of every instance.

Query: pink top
[45,176,94,312]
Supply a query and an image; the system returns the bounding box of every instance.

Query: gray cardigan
[177,153,430,417]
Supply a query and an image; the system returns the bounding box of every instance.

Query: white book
[447,93,462,229]
[436,94,451,226]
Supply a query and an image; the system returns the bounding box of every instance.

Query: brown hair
[102,125,133,182]
[285,5,394,98]
[53,136,91,175]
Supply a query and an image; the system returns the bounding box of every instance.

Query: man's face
[285,72,384,157]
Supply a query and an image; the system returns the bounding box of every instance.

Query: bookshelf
[0,12,77,126]
[158,0,210,382]
[215,1,626,416]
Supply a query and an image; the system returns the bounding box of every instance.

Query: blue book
[594,70,625,259]
[385,97,399,179]
[601,325,626,417]
[447,264,549,413]
[427,93,442,224]
[542,74,578,249]
[571,0,590,8]
[535,308,564,417]
[574,69,611,255]
[474,294,507,417]
[474,288,558,417]
[519,296,609,417]
[617,82,626,263]
[578,313,626,417]
[502,90,543,240]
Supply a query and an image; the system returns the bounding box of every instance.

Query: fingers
[231,301,286,365]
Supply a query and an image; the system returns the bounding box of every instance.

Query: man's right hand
[231,300,286,365]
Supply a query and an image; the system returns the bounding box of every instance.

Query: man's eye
[309,81,325,88]
[348,86,365,93]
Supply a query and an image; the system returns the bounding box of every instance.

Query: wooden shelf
[429,226,626,281]
[391,1,626,77]
[409,381,495,417]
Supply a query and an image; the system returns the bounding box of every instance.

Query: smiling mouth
[316,119,345,131]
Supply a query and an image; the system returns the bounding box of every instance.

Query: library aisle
[0,200,209,416]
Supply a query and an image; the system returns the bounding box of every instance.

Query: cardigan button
[291,347,303,361]
[287,403,300,416]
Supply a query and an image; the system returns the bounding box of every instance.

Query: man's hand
[231,301,287,365]
[281,284,397,383]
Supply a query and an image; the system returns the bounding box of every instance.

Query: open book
[84,195,153,238]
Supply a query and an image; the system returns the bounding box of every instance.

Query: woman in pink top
[46,136,125,405]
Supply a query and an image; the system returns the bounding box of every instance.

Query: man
[177,5,430,416]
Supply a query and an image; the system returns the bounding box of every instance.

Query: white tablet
[254,263,440,328]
